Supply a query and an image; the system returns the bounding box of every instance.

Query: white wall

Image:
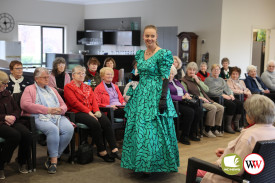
[0,0,84,54]
[220,0,275,78]
[85,0,223,67]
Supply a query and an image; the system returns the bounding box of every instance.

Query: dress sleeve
[158,49,174,79]
[135,50,143,63]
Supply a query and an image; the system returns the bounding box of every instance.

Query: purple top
[103,81,121,106]
[168,79,188,101]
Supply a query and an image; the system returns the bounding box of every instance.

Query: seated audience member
[227,66,252,100]
[245,65,275,102]
[123,70,139,102]
[64,66,121,162]
[169,65,202,145]
[7,60,33,94]
[173,56,185,80]
[261,60,275,91]
[196,62,210,82]
[128,60,139,82]
[182,62,224,138]
[219,57,231,80]
[103,57,119,84]
[205,64,243,133]
[21,68,74,174]
[94,67,126,118]
[0,71,32,179]
[200,94,275,183]
[48,57,71,99]
[84,57,101,90]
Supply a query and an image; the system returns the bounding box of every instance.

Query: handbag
[181,95,200,108]
[77,142,93,164]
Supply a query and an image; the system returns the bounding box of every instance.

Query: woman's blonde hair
[100,67,114,78]
[186,62,198,72]
[173,56,182,69]
[211,64,221,71]
[0,71,9,85]
[72,65,86,74]
[244,94,275,124]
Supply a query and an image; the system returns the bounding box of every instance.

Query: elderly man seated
[261,60,275,92]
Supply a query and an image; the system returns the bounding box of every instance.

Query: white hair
[173,56,182,69]
[72,65,86,74]
[200,62,208,67]
[267,60,275,68]
[246,65,257,73]
[170,65,177,76]
[244,94,275,124]
[34,67,49,78]
[186,62,198,72]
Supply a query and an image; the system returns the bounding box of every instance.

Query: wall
[220,0,275,78]
[0,0,84,54]
[84,0,223,67]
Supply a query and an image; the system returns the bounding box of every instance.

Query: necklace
[145,47,157,56]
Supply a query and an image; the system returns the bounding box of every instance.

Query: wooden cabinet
[177,32,198,63]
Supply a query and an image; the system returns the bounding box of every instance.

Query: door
[157,26,178,56]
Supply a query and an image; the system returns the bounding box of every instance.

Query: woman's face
[222,61,229,70]
[200,64,207,72]
[248,69,257,78]
[187,68,196,77]
[267,63,275,72]
[169,71,175,81]
[57,63,65,74]
[212,66,221,78]
[231,71,240,80]
[133,63,137,70]
[72,69,86,82]
[10,64,23,79]
[106,61,114,69]
[35,71,50,88]
[89,63,98,72]
[103,70,114,83]
[143,28,157,48]
[173,59,179,68]
[0,82,8,92]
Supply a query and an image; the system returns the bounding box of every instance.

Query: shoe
[213,130,223,137]
[45,159,51,169]
[48,163,57,174]
[110,151,121,160]
[18,164,29,174]
[97,153,115,162]
[179,136,191,145]
[202,129,216,138]
[0,170,5,180]
[189,136,200,141]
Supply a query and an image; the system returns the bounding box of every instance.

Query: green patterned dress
[121,49,179,172]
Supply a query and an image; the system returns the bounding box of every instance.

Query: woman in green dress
[121,25,179,173]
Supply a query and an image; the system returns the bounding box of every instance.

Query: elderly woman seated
[219,57,232,80]
[0,71,32,179]
[48,57,71,99]
[261,60,275,92]
[21,68,74,174]
[182,62,224,138]
[84,57,101,90]
[173,56,185,80]
[94,67,126,118]
[205,64,243,133]
[244,65,275,102]
[169,65,202,145]
[200,94,275,183]
[64,65,121,162]
[196,62,210,82]
[103,57,119,84]
[7,60,33,94]
[227,66,251,100]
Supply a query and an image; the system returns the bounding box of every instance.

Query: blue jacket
[244,75,267,93]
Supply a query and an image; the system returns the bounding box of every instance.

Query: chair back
[12,92,23,110]
[243,140,275,182]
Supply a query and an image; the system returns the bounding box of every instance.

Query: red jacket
[196,71,210,82]
[112,69,119,84]
[94,81,125,107]
[64,81,99,114]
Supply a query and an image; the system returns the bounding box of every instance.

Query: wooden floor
[177,132,240,174]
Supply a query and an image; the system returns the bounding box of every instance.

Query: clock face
[182,38,189,51]
[0,13,15,33]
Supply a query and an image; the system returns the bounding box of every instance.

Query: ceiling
[40,0,146,5]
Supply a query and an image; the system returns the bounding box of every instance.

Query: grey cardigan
[261,70,275,91]
[204,76,233,97]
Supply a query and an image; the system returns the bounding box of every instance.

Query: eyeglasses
[74,72,86,76]
[39,76,50,80]
[58,63,65,67]
[14,67,23,70]
[268,66,275,68]
[1,81,9,85]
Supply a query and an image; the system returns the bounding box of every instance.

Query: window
[18,24,64,67]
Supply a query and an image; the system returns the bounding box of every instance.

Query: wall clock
[0,13,15,33]
[177,32,198,63]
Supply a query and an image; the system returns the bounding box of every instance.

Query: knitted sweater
[261,70,275,91]
[204,76,233,97]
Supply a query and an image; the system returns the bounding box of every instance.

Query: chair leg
[32,137,37,172]
[69,132,75,164]
[186,158,199,183]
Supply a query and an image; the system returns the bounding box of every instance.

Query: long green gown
[121,49,179,172]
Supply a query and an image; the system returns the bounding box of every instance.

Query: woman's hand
[110,105,118,110]
[5,115,16,126]
[222,94,231,100]
[48,107,62,115]
[192,75,200,84]
[200,97,209,103]
[263,90,270,94]
[215,148,225,157]
[182,93,192,100]
[230,95,235,100]
[88,111,98,121]
[122,102,126,105]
